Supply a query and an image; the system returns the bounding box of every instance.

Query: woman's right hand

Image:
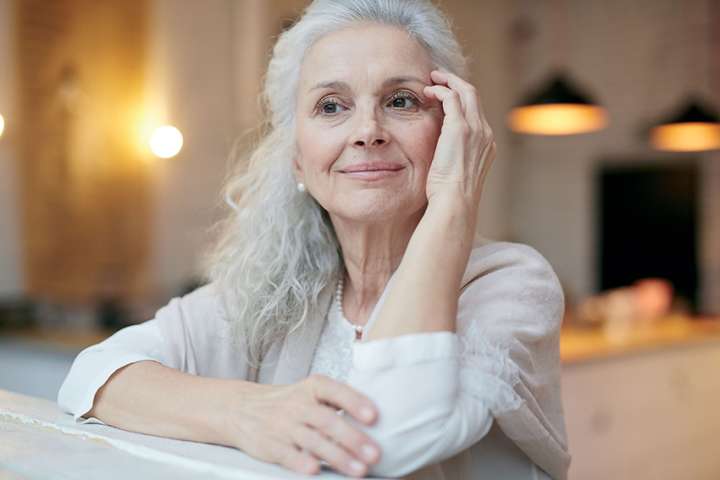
[221,374,382,477]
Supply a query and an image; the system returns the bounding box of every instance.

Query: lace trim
[458,321,524,415]
[308,296,355,382]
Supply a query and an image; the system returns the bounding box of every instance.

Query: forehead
[298,22,434,91]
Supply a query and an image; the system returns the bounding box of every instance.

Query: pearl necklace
[335,274,364,341]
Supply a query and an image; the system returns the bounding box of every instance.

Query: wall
[504,0,719,309]
[442,0,515,241]
[701,154,720,314]
[0,0,308,301]
[145,0,307,298]
[15,0,151,304]
[145,0,236,296]
[0,0,23,298]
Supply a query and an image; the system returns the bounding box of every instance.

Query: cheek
[296,120,344,173]
[396,117,442,171]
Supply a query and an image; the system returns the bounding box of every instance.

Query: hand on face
[423,70,496,214]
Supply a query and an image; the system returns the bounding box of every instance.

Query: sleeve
[343,243,571,480]
[56,288,209,425]
[345,331,494,478]
[56,319,172,425]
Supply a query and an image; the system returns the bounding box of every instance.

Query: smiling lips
[339,162,406,180]
[340,162,405,180]
[340,162,405,173]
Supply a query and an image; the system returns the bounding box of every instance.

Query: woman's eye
[387,92,419,110]
[317,98,346,115]
[316,92,419,116]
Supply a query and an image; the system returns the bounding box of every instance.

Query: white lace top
[308,294,359,382]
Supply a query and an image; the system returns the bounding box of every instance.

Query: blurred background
[0,0,719,478]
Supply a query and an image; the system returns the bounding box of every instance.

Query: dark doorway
[597,160,699,313]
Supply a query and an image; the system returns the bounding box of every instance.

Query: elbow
[57,346,161,422]
[364,407,455,478]
[366,399,494,478]
[345,332,463,477]
[345,377,458,477]
[57,348,91,416]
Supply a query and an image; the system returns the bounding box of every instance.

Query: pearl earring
[297,182,306,192]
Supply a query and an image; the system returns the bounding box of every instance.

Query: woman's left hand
[423,70,496,216]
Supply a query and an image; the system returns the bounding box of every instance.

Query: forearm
[87,360,269,447]
[364,196,476,341]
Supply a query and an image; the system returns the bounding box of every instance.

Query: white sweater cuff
[58,353,160,424]
[351,330,458,371]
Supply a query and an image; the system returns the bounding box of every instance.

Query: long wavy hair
[205,0,469,369]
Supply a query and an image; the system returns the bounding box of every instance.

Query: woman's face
[294,22,443,223]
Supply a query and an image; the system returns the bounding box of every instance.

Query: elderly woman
[58,0,570,478]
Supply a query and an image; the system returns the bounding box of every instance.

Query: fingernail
[350,460,365,474]
[362,444,379,462]
[361,407,374,421]
[304,459,318,474]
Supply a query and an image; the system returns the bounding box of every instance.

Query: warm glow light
[149,125,183,158]
[0,114,5,138]
[650,122,720,152]
[508,104,608,135]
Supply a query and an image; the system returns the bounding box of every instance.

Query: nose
[349,105,389,148]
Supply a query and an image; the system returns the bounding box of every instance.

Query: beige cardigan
[58,236,571,479]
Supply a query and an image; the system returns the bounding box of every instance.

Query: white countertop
[0,388,386,479]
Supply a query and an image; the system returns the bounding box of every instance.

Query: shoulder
[460,239,570,479]
[463,235,560,286]
[154,282,227,329]
[176,282,223,312]
[148,283,242,375]
[459,236,565,331]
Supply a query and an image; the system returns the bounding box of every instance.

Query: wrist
[208,379,270,448]
[400,197,476,287]
[423,193,478,241]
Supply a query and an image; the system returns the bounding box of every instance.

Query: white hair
[205,0,469,369]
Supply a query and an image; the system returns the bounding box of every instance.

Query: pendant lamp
[508,72,608,135]
[506,1,607,136]
[649,0,720,152]
[649,98,720,152]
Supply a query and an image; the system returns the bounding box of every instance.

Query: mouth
[338,167,406,181]
[338,162,406,174]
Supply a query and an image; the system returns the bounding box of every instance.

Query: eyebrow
[308,75,426,92]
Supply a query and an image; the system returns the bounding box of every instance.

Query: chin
[332,194,425,224]
[342,209,399,223]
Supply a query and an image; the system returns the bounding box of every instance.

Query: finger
[423,85,465,127]
[430,69,472,118]
[430,70,485,130]
[430,69,484,120]
[276,441,321,475]
[479,140,496,178]
[306,404,381,466]
[292,424,368,477]
[311,374,378,425]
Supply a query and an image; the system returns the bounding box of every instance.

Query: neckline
[332,267,400,342]
[331,293,365,340]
